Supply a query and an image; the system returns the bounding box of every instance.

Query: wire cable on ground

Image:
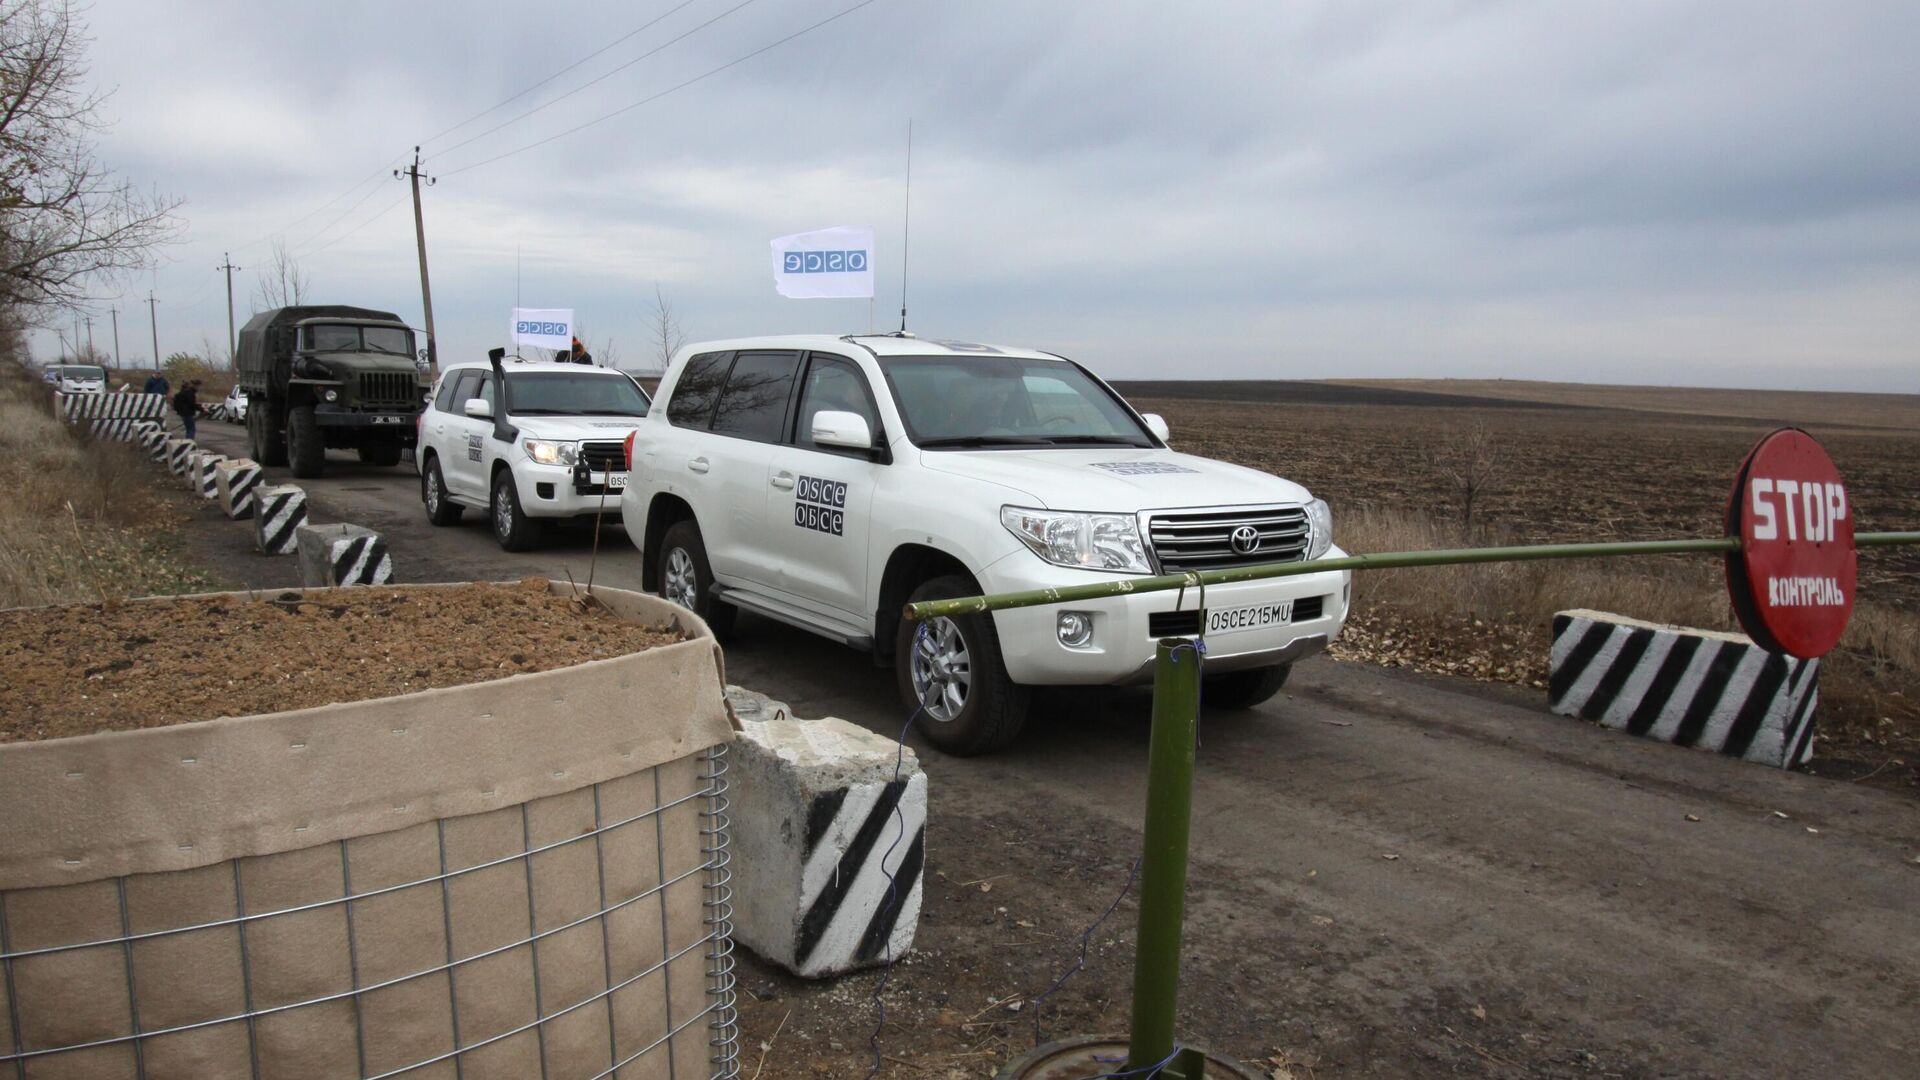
[430,0,765,163]
[861,620,928,1080]
[441,0,884,177]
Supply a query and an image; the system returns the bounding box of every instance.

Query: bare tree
[1432,419,1504,535]
[251,237,310,311]
[0,1,181,316]
[643,282,685,374]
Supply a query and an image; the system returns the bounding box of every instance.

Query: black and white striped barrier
[723,687,926,977]
[254,485,308,556]
[164,438,196,478]
[192,451,226,500]
[214,459,263,519]
[295,523,395,587]
[140,425,168,460]
[56,392,166,424]
[1550,609,1820,768]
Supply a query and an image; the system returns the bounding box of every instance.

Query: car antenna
[895,119,912,337]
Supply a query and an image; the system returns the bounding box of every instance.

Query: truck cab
[235,305,430,478]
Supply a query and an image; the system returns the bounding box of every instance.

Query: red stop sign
[1725,428,1855,658]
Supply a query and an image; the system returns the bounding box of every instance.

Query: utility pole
[146,292,160,373]
[216,252,241,366]
[83,314,93,361]
[396,147,438,372]
[109,307,121,369]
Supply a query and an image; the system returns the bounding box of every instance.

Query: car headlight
[1305,498,1333,560]
[523,439,577,466]
[1001,506,1153,574]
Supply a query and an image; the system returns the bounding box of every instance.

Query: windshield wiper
[1043,435,1151,446]
[916,435,1053,448]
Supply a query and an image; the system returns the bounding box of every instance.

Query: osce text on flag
[769,226,875,299]
[510,308,574,351]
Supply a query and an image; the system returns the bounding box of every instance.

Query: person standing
[563,337,594,366]
[143,371,169,396]
[172,380,200,439]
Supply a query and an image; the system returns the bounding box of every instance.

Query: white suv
[620,334,1352,755]
[416,354,652,550]
[52,364,107,394]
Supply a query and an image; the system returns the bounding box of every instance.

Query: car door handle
[770,472,794,490]
[687,456,709,474]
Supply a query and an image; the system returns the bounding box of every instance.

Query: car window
[710,351,800,443]
[449,372,486,413]
[505,372,650,416]
[665,352,731,429]
[881,355,1151,449]
[476,374,496,411]
[794,354,879,453]
[433,373,461,413]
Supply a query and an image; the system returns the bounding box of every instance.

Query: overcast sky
[35,0,1920,391]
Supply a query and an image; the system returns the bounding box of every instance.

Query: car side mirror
[463,398,494,420]
[812,410,872,450]
[1142,413,1170,441]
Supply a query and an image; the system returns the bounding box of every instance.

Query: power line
[303,192,411,257]
[234,155,408,254]
[420,0,710,148]
[443,0,884,177]
[430,0,765,163]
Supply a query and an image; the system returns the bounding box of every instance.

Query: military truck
[235,306,429,478]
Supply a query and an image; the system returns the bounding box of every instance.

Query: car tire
[895,575,1029,756]
[490,470,543,552]
[1201,663,1292,710]
[250,402,288,467]
[358,444,403,467]
[287,405,324,478]
[421,457,463,526]
[656,520,736,639]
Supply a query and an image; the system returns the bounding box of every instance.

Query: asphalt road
[188,421,1920,1078]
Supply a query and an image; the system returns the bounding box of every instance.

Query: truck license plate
[1206,601,1293,635]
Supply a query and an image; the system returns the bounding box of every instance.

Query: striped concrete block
[56,392,167,423]
[725,688,926,978]
[254,485,308,556]
[1550,609,1820,768]
[139,426,168,459]
[296,524,394,587]
[164,438,196,478]
[86,418,140,441]
[192,451,227,500]
[214,459,263,519]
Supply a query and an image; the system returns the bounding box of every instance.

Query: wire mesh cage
[0,743,740,1079]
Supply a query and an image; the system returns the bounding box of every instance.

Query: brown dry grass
[0,363,211,608]
[1330,378,1920,431]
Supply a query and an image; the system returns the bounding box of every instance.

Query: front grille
[579,441,626,473]
[1146,505,1310,573]
[357,371,419,408]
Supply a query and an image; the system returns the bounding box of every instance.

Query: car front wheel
[895,575,1029,756]
[490,471,543,551]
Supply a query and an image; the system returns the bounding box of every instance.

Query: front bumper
[515,461,628,518]
[313,405,419,440]
[979,547,1352,686]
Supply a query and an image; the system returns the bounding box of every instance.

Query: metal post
[109,307,120,369]
[217,253,241,365]
[1126,638,1202,1073]
[146,293,160,372]
[398,148,438,372]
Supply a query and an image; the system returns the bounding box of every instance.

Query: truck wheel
[358,444,403,467]
[421,457,462,526]
[1202,663,1292,710]
[251,402,288,466]
[287,405,324,478]
[895,576,1029,756]
[490,470,544,552]
[657,520,735,639]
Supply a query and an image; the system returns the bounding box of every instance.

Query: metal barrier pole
[1126,638,1201,1073]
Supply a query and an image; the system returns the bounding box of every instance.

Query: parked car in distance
[51,364,107,394]
[223,385,248,422]
[415,353,652,551]
[618,334,1352,755]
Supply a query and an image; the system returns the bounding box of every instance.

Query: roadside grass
[1332,502,1919,777]
[0,364,212,608]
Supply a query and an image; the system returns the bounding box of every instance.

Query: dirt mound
[0,578,683,743]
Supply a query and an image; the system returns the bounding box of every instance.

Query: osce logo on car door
[794,475,848,536]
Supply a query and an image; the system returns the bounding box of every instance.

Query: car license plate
[607,473,627,490]
[1206,601,1293,635]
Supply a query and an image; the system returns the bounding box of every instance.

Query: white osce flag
[511,308,574,351]
[770,226,875,299]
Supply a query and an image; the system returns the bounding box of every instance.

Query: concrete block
[296,523,394,587]
[1550,609,1820,768]
[214,458,263,519]
[254,485,307,556]
[191,451,226,499]
[139,425,168,459]
[164,438,195,477]
[724,686,926,978]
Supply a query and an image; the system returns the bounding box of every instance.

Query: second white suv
[620,334,1352,755]
[416,354,652,550]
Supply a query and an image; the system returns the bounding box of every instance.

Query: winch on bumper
[977,548,1353,686]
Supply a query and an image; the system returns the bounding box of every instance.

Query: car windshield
[305,324,414,356]
[506,372,651,417]
[880,356,1152,449]
[59,366,105,380]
